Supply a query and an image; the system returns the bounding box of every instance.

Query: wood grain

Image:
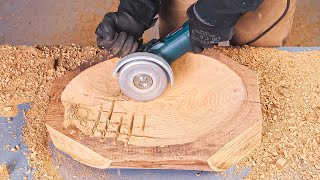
[45,51,262,171]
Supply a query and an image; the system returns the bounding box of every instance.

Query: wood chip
[7,117,12,123]
[3,144,10,150]
[276,158,287,168]
[69,130,76,135]
[10,147,17,152]
[25,169,31,175]
[3,107,12,112]
[305,113,318,122]
[195,171,202,176]
[0,164,10,180]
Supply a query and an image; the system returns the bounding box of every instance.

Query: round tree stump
[45,51,262,171]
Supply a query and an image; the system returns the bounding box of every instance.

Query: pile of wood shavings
[214,47,320,179]
[0,45,101,179]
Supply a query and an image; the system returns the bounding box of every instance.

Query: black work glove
[95,11,145,57]
[95,0,161,57]
[187,4,235,54]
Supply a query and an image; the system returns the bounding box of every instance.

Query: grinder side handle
[150,22,191,65]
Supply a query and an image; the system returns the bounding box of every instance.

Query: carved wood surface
[45,51,262,171]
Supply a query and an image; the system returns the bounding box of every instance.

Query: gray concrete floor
[0,104,32,180]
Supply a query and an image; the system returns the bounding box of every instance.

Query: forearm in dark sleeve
[194,0,263,28]
[118,0,161,28]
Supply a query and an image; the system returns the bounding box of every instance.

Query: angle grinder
[113,22,191,101]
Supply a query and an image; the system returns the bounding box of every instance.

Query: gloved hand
[187,4,235,54]
[95,11,146,57]
[96,0,161,57]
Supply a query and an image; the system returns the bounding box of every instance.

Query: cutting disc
[113,52,174,101]
[117,60,168,101]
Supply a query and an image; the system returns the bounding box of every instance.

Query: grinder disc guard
[113,52,174,101]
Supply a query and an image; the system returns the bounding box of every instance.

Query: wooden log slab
[45,51,262,171]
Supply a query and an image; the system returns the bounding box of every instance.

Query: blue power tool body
[113,21,192,101]
[148,22,191,64]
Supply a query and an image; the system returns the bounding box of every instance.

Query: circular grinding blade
[118,60,168,101]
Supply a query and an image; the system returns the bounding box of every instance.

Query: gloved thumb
[96,16,116,41]
[95,17,117,50]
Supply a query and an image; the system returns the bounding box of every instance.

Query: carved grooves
[141,114,147,131]
[91,103,104,135]
[63,100,147,145]
[106,100,115,120]
[125,113,135,146]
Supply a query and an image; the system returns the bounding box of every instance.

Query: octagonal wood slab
[45,51,262,171]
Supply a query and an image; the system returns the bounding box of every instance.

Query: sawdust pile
[0,45,100,179]
[1,45,320,179]
[216,47,320,179]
